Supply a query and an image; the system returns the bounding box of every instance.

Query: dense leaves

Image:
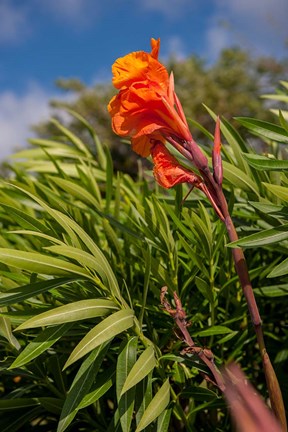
[0,80,288,431]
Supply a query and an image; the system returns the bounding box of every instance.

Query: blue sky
[0,0,287,160]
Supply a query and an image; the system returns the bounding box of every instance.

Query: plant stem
[214,183,287,431]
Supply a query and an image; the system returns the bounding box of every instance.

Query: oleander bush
[0,83,288,431]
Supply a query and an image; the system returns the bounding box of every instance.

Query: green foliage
[0,82,288,431]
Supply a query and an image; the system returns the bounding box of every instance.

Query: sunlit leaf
[236,117,288,143]
[120,345,156,396]
[64,309,134,368]
[10,323,73,369]
[228,224,288,248]
[135,379,170,432]
[0,249,92,278]
[192,326,233,337]
[15,299,118,329]
[242,153,288,171]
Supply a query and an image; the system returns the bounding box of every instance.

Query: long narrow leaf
[116,337,138,432]
[0,277,80,306]
[120,345,156,396]
[15,299,118,329]
[0,249,92,278]
[228,224,288,248]
[58,342,110,432]
[10,323,73,369]
[135,379,170,432]
[64,309,134,368]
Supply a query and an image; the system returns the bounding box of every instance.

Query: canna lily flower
[108,38,193,157]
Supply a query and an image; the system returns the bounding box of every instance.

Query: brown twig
[160,287,225,392]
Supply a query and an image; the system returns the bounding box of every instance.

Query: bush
[0,86,287,431]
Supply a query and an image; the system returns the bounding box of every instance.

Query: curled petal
[132,134,164,157]
[150,38,160,59]
[151,142,202,189]
[112,52,168,90]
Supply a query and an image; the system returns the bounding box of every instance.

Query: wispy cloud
[141,0,195,18]
[205,0,288,59]
[0,0,101,45]
[165,36,187,60]
[37,0,100,23]
[0,84,52,160]
[0,1,30,44]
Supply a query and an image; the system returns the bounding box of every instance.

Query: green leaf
[180,387,218,401]
[157,408,172,432]
[268,258,288,278]
[120,345,156,396]
[242,153,288,171]
[0,312,20,349]
[0,249,91,278]
[0,398,39,410]
[222,161,259,195]
[38,397,63,415]
[192,326,233,337]
[50,118,91,156]
[10,323,73,369]
[249,202,287,216]
[135,379,170,432]
[45,244,114,288]
[49,177,99,208]
[0,203,51,233]
[15,299,118,329]
[58,343,110,432]
[116,337,138,432]
[0,277,80,306]
[263,183,288,202]
[64,309,134,368]
[48,213,121,299]
[158,354,184,363]
[228,224,288,248]
[195,276,214,303]
[236,117,288,143]
[135,374,153,428]
[254,284,288,297]
[78,368,115,409]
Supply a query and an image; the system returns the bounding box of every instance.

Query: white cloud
[0,0,100,45]
[206,0,288,59]
[165,36,187,60]
[141,0,194,18]
[0,84,53,160]
[0,1,29,44]
[205,24,230,61]
[37,0,99,23]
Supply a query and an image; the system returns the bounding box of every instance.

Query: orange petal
[112,52,168,91]
[132,135,154,157]
[151,142,201,188]
[150,38,160,59]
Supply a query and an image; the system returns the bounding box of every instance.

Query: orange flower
[151,142,202,189]
[108,38,192,157]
